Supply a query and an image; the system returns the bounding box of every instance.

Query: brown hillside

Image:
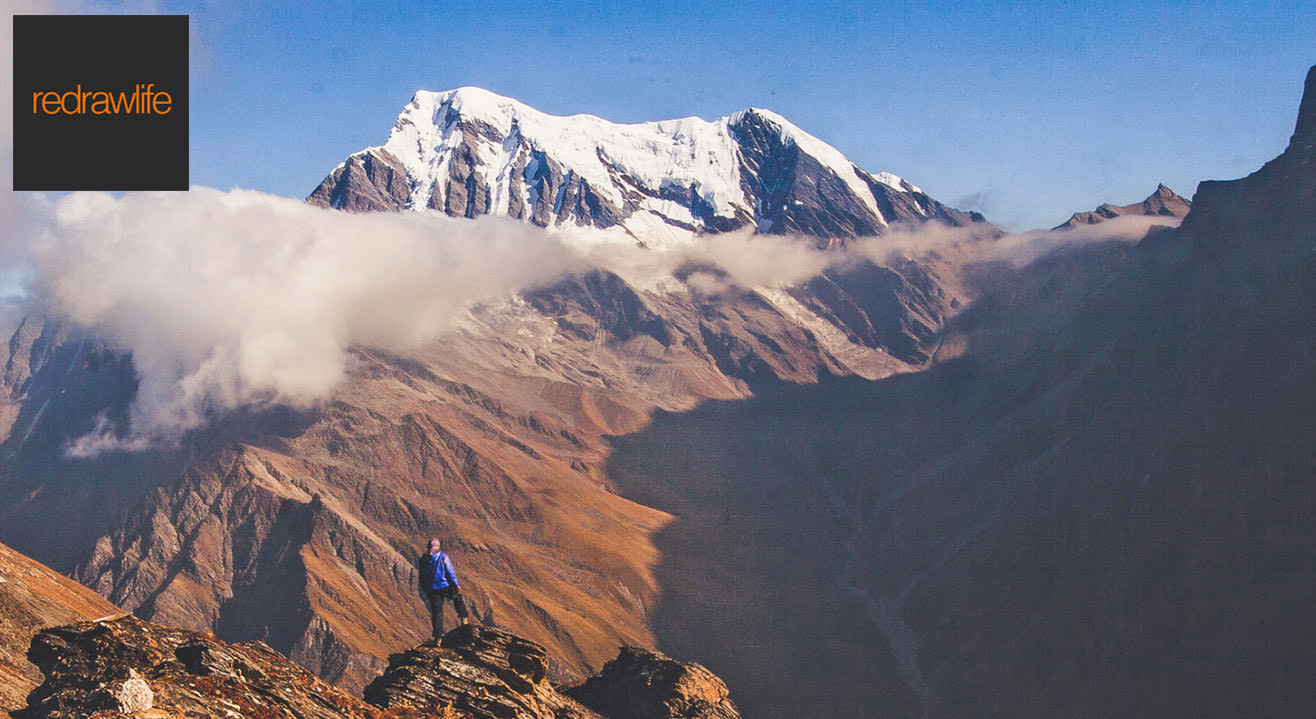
[0,541,120,711]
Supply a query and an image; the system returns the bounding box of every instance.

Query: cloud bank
[8,188,1178,456]
[22,189,583,451]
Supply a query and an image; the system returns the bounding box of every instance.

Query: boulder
[14,615,374,718]
[363,624,600,719]
[566,646,741,719]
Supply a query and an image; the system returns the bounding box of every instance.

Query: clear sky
[149,1,1313,229]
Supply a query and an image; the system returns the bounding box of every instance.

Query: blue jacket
[418,550,459,593]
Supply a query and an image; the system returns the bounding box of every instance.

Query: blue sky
[160,1,1315,230]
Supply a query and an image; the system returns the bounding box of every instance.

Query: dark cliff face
[726,110,984,243]
[1180,64,1316,261]
[729,109,887,239]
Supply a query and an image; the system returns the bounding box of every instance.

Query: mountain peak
[308,88,985,239]
[404,85,537,136]
[427,84,517,105]
[418,85,521,114]
[1179,64,1315,253]
[1292,64,1315,147]
[1053,184,1191,230]
[727,106,921,197]
[407,85,614,134]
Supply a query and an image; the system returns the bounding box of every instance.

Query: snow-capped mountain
[308,87,984,244]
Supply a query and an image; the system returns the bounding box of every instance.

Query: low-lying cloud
[0,1,1188,457]
[980,214,1181,266]
[8,191,1177,456]
[21,189,583,452]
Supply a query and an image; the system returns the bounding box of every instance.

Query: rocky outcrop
[14,614,376,718]
[566,646,740,719]
[14,611,739,719]
[364,624,601,719]
[0,541,121,712]
[305,149,412,214]
[1052,183,1192,230]
[364,624,740,719]
[791,256,954,364]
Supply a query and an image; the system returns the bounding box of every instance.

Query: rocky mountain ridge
[307,86,986,244]
[12,611,739,719]
[365,623,739,719]
[1052,183,1191,230]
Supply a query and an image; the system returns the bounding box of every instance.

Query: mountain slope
[305,86,993,372]
[0,541,121,711]
[307,86,984,244]
[607,65,1316,718]
[1053,183,1191,230]
[0,84,1002,697]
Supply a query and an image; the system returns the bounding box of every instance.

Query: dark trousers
[425,587,468,639]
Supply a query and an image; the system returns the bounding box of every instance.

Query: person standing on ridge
[418,538,470,643]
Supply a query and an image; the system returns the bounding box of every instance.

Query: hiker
[418,538,470,642]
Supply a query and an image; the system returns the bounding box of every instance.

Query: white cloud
[11,185,1179,456]
[25,189,582,448]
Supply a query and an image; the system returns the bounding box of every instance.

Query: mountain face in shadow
[607,66,1316,719]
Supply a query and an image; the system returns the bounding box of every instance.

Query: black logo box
[12,14,188,191]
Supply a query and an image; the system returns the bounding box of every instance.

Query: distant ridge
[1053,183,1191,230]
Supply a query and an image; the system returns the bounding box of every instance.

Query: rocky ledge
[365,624,741,719]
[15,616,740,719]
[13,615,375,718]
[565,646,741,719]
